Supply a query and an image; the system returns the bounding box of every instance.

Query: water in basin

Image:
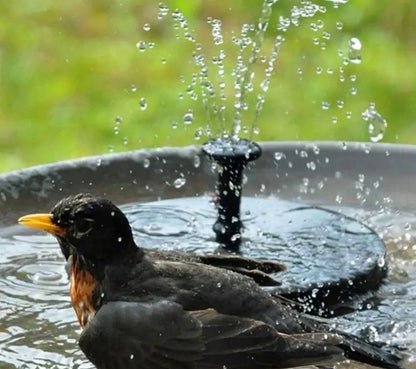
[1,197,415,368]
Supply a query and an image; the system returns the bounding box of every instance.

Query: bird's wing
[79,300,203,369]
[144,249,285,286]
[199,254,285,286]
[79,300,344,369]
[193,308,344,369]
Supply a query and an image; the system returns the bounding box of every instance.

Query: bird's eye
[73,218,94,238]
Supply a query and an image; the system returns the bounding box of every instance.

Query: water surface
[1,197,415,368]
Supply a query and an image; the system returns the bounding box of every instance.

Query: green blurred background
[1,0,415,173]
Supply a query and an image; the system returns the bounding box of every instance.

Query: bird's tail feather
[336,332,403,369]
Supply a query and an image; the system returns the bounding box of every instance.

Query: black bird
[18,193,402,369]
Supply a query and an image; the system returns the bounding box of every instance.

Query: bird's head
[18,193,136,262]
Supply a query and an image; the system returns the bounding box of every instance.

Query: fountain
[0,1,415,368]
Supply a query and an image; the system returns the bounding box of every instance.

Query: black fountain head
[202,138,262,251]
[202,138,262,165]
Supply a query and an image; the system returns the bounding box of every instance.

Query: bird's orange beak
[18,213,66,237]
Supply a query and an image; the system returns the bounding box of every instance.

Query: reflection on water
[1,197,415,368]
[0,234,94,369]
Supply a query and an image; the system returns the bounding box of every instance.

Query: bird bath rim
[1,140,415,228]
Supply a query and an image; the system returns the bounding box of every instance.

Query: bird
[18,193,402,369]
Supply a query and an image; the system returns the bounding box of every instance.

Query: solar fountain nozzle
[202,138,262,251]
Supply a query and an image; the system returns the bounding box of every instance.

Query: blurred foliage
[0,0,415,172]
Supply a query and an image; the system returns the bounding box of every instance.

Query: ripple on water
[1,199,416,368]
[124,202,219,253]
[0,233,93,368]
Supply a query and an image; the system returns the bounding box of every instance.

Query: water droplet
[130,84,137,92]
[377,255,385,267]
[322,31,331,40]
[136,40,147,52]
[157,2,169,19]
[328,0,348,8]
[183,110,194,125]
[335,194,343,204]
[171,121,178,129]
[194,128,202,140]
[336,21,343,30]
[274,152,285,161]
[321,101,330,110]
[193,155,201,168]
[143,158,150,168]
[310,22,319,32]
[211,18,224,45]
[143,23,151,32]
[230,233,241,242]
[348,37,362,64]
[216,282,222,288]
[362,103,387,142]
[139,97,147,111]
[307,161,316,171]
[173,178,186,188]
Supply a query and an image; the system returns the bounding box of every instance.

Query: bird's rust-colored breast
[70,261,96,328]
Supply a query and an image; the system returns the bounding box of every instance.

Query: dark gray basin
[1,141,415,225]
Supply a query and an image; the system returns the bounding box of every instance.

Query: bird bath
[1,0,414,367]
[1,141,416,368]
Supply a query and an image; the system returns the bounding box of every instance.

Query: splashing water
[362,103,388,142]
[138,0,343,144]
